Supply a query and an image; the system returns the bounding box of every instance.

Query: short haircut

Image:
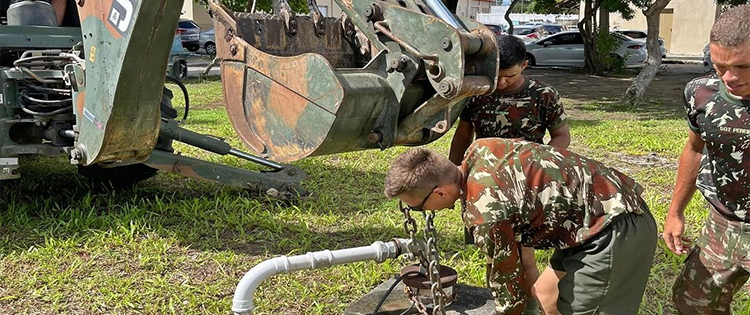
[384,148,457,199]
[497,34,527,69]
[710,5,750,47]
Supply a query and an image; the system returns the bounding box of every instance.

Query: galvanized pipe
[232,238,413,315]
[423,0,465,31]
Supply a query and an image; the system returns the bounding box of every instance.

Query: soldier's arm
[542,88,570,149]
[547,123,570,149]
[474,222,528,315]
[664,130,704,255]
[449,119,475,165]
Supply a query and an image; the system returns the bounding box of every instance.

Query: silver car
[199,28,216,55]
[177,19,201,52]
[525,31,647,68]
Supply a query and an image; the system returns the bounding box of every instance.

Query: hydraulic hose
[165,76,190,123]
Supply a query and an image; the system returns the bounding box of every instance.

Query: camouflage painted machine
[0,0,498,197]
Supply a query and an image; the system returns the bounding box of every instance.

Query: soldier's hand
[663,212,691,255]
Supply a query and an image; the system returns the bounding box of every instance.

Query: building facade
[181,0,213,30]
[603,0,720,56]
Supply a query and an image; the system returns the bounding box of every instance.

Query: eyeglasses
[401,185,438,212]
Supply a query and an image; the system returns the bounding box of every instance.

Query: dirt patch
[526,64,710,120]
[527,64,708,106]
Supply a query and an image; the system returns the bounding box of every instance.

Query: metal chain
[404,286,429,315]
[399,201,449,315]
[424,212,447,315]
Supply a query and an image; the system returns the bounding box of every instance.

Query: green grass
[1,80,748,315]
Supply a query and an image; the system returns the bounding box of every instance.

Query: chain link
[399,201,449,315]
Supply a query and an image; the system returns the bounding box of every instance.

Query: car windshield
[611,32,632,41]
[622,31,646,39]
[545,25,562,33]
[178,21,198,29]
[513,27,535,35]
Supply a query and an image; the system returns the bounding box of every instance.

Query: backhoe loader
[0,0,498,196]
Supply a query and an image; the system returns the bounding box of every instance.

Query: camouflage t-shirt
[459,78,566,143]
[460,138,645,314]
[684,77,750,222]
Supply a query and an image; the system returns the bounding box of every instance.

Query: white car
[613,29,667,58]
[525,31,647,68]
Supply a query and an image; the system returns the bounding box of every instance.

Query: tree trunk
[623,0,671,105]
[245,0,256,13]
[505,0,521,35]
[599,7,609,34]
[579,0,604,75]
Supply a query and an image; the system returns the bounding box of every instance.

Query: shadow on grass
[0,154,400,258]
[571,101,685,121]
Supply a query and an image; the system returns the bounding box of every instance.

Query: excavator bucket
[210,0,498,163]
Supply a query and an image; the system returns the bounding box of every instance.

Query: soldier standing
[449,34,570,314]
[663,5,750,314]
[385,138,657,315]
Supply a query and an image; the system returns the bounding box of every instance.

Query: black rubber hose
[23,84,72,96]
[19,99,71,116]
[21,93,72,106]
[165,76,190,123]
[372,270,420,315]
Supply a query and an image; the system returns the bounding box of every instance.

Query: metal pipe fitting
[232,238,413,315]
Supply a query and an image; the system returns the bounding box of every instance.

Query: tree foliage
[716,0,750,5]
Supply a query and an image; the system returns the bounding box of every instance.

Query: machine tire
[78,88,177,188]
[526,53,536,66]
[205,42,216,56]
[78,163,158,189]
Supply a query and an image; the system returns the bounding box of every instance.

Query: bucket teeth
[306,0,326,36]
[232,13,363,68]
[272,0,297,35]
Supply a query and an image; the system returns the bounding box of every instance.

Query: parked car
[613,29,667,58]
[177,19,201,52]
[512,25,549,42]
[539,24,563,34]
[199,28,216,55]
[525,31,647,68]
[484,23,506,35]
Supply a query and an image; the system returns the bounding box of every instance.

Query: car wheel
[205,42,216,55]
[186,45,200,52]
[177,60,188,81]
[526,53,536,66]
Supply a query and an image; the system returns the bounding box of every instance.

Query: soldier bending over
[385,138,656,315]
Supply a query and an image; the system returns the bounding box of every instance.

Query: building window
[319,5,328,16]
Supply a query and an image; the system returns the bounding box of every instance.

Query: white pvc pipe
[232,238,413,315]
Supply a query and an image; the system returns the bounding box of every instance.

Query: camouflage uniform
[460,78,566,143]
[460,77,566,315]
[461,138,656,315]
[673,77,750,314]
